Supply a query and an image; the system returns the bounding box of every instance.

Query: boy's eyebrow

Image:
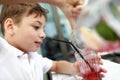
[36,21,42,25]
[35,20,46,28]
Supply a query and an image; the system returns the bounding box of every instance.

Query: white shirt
[0,37,53,80]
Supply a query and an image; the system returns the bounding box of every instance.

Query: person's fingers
[68,17,77,30]
[99,73,106,78]
[99,67,107,73]
[73,0,88,8]
[98,67,107,78]
[71,7,82,19]
[70,0,89,25]
[68,0,86,30]
[72,13,78,20]
[96,55,103,65]
[84,53,103,65]
[72,5,82,12]
[74,61,107,78]
[75,61,92,76]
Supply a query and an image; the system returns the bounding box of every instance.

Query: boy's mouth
[35,41,42,46]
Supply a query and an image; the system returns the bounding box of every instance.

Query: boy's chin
[29,49,39,52]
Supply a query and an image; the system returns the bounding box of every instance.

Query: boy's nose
[39,31,46,39]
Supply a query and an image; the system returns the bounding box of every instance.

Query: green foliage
[95,20,120,41]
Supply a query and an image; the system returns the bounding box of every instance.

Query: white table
[52,59,120,80]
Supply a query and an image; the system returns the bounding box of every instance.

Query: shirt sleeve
[41,56,53,73]
[30,52,53,74]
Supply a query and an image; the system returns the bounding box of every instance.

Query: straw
[46,37,93,71]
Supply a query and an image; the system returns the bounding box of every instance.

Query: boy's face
[6,14,46,52]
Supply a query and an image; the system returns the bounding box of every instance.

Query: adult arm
[0,0,61,5]
[0,0,86,29]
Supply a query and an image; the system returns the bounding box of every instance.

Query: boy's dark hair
[0,2,48,35]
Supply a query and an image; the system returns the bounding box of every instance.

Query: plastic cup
[74,51,101,80]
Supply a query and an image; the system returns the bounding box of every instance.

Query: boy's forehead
[23,14,46,25]
[26,12,46,20]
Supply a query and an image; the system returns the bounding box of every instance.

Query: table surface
[52,59,120,80]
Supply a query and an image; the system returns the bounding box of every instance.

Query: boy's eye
[33,26,39,30]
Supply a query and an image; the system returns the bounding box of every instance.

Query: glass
[69,27,102,80]
[74,51,101,80]
[70,28,101,80]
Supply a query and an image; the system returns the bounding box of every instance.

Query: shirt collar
[0,37,24,57]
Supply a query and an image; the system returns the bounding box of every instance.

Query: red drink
[74,48,102,80]
[83,71,101,80]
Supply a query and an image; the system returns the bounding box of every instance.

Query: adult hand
[59,0,88,30]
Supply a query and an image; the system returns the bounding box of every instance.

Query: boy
[0,3,105,80]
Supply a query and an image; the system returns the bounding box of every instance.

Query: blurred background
[39,0,120,64]
[0,0,120,80]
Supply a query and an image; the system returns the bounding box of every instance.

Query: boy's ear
[4,18,16,36]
